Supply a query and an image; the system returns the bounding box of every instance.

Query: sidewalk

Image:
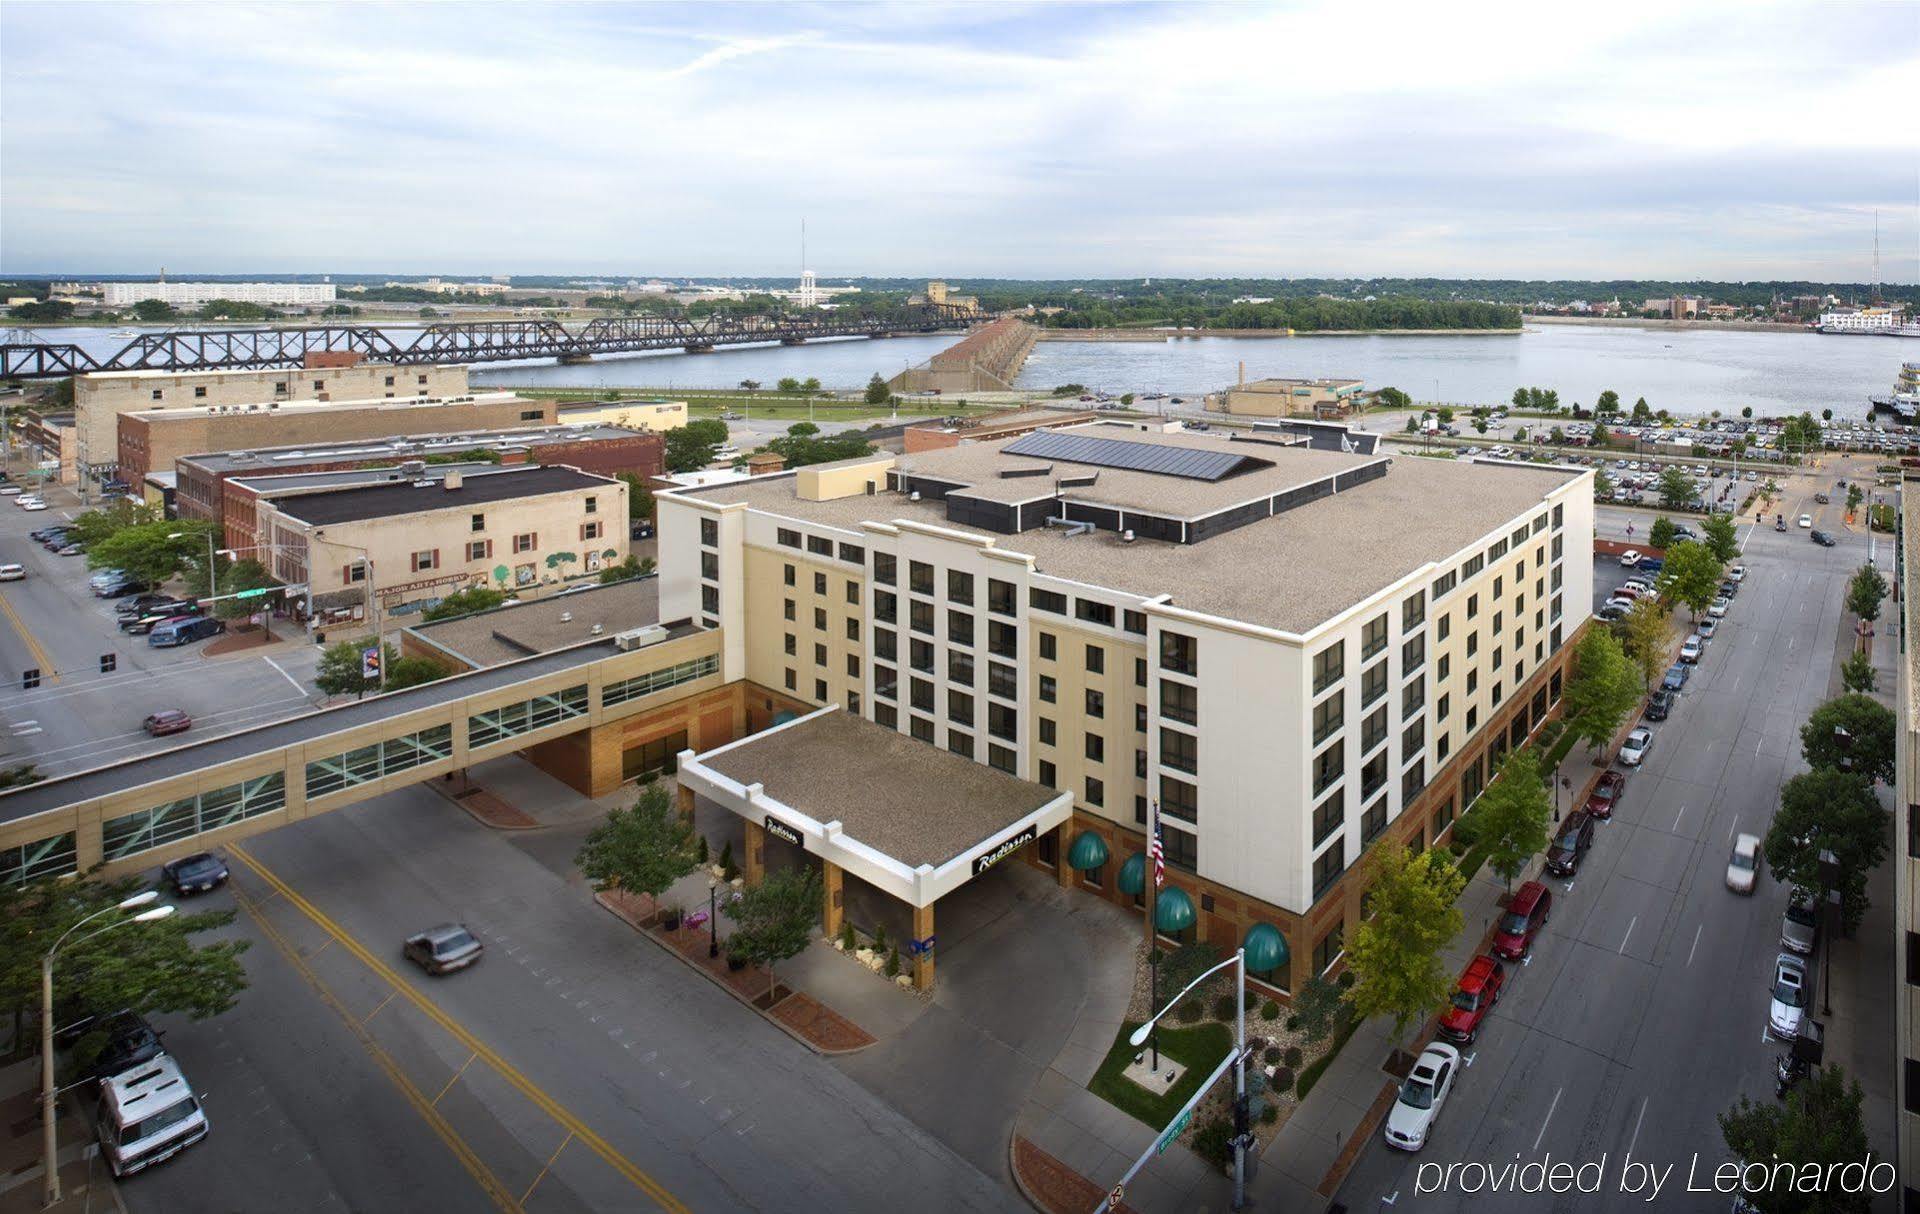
[0,1057,127,1214]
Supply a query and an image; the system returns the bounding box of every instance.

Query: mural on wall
[492,565,511,588]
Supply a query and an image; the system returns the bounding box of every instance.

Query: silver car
[404,923,483,975]
[1782,891,1818,954]
[1767,953,1809,1041]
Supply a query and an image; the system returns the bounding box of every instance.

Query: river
[12,321,1910,420]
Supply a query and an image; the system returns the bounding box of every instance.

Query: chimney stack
[442,470,463,491]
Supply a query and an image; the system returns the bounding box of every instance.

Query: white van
[713,446,741,460]
[95,1055,208,1177]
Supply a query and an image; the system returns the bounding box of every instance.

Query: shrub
[1192,1117,1235,1168]
[1212,994,1236,1021]
[719,840,737,881]
[1260,1104,1279,1124]
[872,923,887,953]
[1270,1067,1295,1094]
[696,835,710,865]
[1285,1014,1302,1030]
[1260,999,1279,1021]
[1176,1000,1203,1023]
[1262,1045,1281,1066]
[1284,1046,1303,1069]
[839,920,855,950]
[885,947,900,978]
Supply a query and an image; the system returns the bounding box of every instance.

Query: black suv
[1810,530,1837,547]
[1645,688,1677,721]
[1545,811,1597,876]
[75,1010,165,1081]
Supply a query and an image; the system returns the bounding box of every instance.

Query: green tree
[775,377,801,393]
[314,639,399,698]
[786,421,820,438]
[1463,749,1552,891]
[864,373,890,406]
[421,586,505,622]
[1845,565,1885,625]
[1374,386,1411,410]
[385,655,449,690]
[1657,540,1724,618]
[1719,1066,1875,1214]
[1549,425,1565,445]
[574,780,700,902]
[1621,599,1673,689]
[1288,974,1350,1045]
[725,864,823,988]
[617,472,654,520]
[1593,466,1614,496]
[1657,466,1696,509]
[7,300,75,322]
[1595,389,1619,415]
[1592,421,1610,445]
[1341,845,1465,1055]
[87,518,214,586]
[1800,694,1895,784]
[1631,396,1652,421]
[1562,628,1642,748]
[1511,387,1528,409]
[67,499,161,548]
[183,556,282,620]
[1840,649,1877,695]
[1405,416,1419,433]
[131,298,177,322]
[1541,389,1559,412]
[738,379,761,392]
[800,377,821,394]
[599,554,657,583]
[665,426,724,473]
[1436,406,1454,423]
[1700,512,1739,563]
[1648,516,1676,550]
[1741,406,1753,419]
[0,875,249,1046]
[1763,769,1887,934]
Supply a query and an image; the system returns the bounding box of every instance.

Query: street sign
[1155,1108,1192,1154]
[1106,1185,1124,1210]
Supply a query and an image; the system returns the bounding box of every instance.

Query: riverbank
[1037,326,1522,341]
[1522,314,1810,334]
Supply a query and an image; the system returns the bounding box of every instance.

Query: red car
[1585,771,1626,819]
[1437,954,1507,1044]
[142,710,193,737]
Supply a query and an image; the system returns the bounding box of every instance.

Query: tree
[1631,396,1652,421]
[1846,484,1863,515]
[725,864,823,989]
[1593,466,1614,496]
[1436,406,1454,424]
[1375,386,1411,410]
[1840,649,1877,694]
[1288,975,1350,1045]
[67,499,161,548]
[1341,845,1465,1055]
[864,373,890,406]
[599,554,656,583]
[665,424,726,473]
[1649,516,1676,550]
[131,299,178,322]
[1405,416,1419,433]
[421,586,505,622]
[787,421,820,438]
[385,655,449,690]
[1541,389,1559,412]
[1549,425,1565,445]
[1720,1066,1874,1214]
[1822,408,1834,422]
[0,874,249,1048]
[314,640,399,698]
[800,377,821,394]
[1592,421,1610,445]
[617,472,653,520]
[574,780,700,903]
[1512,426,1528,441]
[1511,387,1528,409]
[1595,389,1620,415]
[738,379,760,392]
[7,299,74,322]
[1845,565,1886,625]
[1764,769,1887,934]
[1657,466,1696,510]
[1801,694,1895,784]
[1741,406,1753,419]
[1621,599,1673,689]
[1700,512,1739,563]
[87,518,214,586]
[183,556,282,620]
[775,377,801,393]
[1658,540,1724,618]
[1463,749,1552,891]
[1562,629,1641,748]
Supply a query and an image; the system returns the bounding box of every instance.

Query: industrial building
[101,281,338,307]
[1214,376,1368,420]
[554,398,689,433]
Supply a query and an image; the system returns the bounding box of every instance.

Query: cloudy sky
[2,1,1915,280]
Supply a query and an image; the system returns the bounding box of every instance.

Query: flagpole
[1144,799,1158,954]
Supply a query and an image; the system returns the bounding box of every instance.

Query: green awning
[1116,852,1146,895]
[771,710,800,726]
[1154,885,1196,933]
[1243,922,1289,976]
[1067,830,1110,871]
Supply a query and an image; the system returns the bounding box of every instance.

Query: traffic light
[100,654,116,674]
[21,667,38,690]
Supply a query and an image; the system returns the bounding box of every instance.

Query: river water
[14,322,1910,420]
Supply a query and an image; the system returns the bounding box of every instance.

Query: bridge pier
[780,337,806,346]
[683,343,715,355]
[558,352,593,365]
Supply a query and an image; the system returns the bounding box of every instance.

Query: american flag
[1149,799,1165,889]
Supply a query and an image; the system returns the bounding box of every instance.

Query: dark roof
[1002,429,1272,481]
[269,465,612,526]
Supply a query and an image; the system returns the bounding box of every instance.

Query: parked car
[1708,598,1730,618]
[0,564,23,581]
[1383,1042,1461,1151]
[1767,953,1810,1041]
[77,1010,166,1082]
[1545,811,1597,876]
[1781,891,1819,955]
[1637,557,1664,573]
[1679,635,1703,664]
[1718,579,1738,599]
[94,1054,208,1177]
[1618,550,1643,567]
[404,923,483,975]
[1814,492,1830,504]
[117,594,193,617]
[1644,688,1676,721]
[1727,833,1762,894]
[1810,530,1836,547]
[1697,617,1718,640]
[1436,956,1506,1045]
[1492,881,1553,960]
[1585,771,1626,819]
[56,542,86,557]
[28,526,69,542]
[121,608,201,636]
[1620,726,1654,765]
[0,484,19,496]
[160,851,229,895]
[142,709,193,737]
[1662,663,1690,692]
[1596,603,1628,622]
[1728,564,1747,582]
[147,616,225,647]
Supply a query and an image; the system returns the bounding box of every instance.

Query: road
[1332,457,1892,1211]
[0,480,322,777]
[117,782,1020,1214]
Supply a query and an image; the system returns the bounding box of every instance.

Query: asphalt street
[0,481,321,777]
[1332,460,1892,1212]
[117,782,1021,1214]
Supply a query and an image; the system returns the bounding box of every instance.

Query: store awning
[1116,852,1146,895]
[1154,885,1196,933]
[1243,922,1289,976]
[1068,829,1110,871]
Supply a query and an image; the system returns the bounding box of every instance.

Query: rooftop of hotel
[124,391,527,423]
[406,577,670,668]
[230,461,505,496]
[677,422,1581,635]
[178,423,639,473]
[268,463,612,526]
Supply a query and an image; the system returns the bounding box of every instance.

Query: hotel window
[807,535,832,557]
[1312,641,1344,693]
[783,600,796,622]
[1039,674,1057,703]
[874,552,896,585]
[846,654,859,678]
[1039,760,1056,788]
[948,731,973,760]
[875,703,898,729]
[874,590,897,623]
[1403,717,1425,756]
[1491,681,1504,707]
[1361,750,1388,799]
[784,634,796,657]
[1084,776,1104,808]
[1436,733,1451,761]
[948,611,974,647]
[1039,632,1057,660]
[1161,823,1197,872]
[1402,633,1425,673]
[1124,610,1148,635]
[814,607,827,630]
[1085,689,1105,719]
[1312,844,1346,904]
[910,678,935,713]
[988,621,1018,658]
[1492,646,1503,671]
[846,618,860,642]
[1437,654,1450,681]
[1312,792,1342,846]
[1402,592,1425,631]
[513,533,540,554]
[840,542,865,564]
[1467,669,1479,694]
[1076,599,1115,627]
[701,551,718,579]
[846,580,860,605]
[1361,614,1388,660]
[784,564,796,587]
[470,512,485,532]
[1135,704,1147,733]
[777,528,801,549]
[1085,733,1105,763]
[1551,534,1563,561]
[1466,705,1478,731]
[1160,728,1196,774]
[1437,615,1451,641]
[1466,631,1479,657]
[1160,632,1197,676]
[466,540,490,561]
[988,703,1018,742]
[1312,739,1344,796]
[1487,538,1508,561]
[875,666,897,700]
[701,586,719,614]
[1361,797,1388,844]
[1162,680,1198,726]
[909,560,934,595]
[1161,775,1198,823]
[949,690,975,727]
[1403,758,1427,803]
[1360,661,1387,709]
[989,745,1016,775]
[813,571,827,595]
[1312,690,1343,745]
[988,578,1016,616]
[1136,750,1147,778]
[815,678,828,702]
[1431,570,1457,599]
[784,669,797,691]
[910,715,934,743]
[1552,503,1564,528]
[411,550,439,572]
[700,518,718,546]
[1361,705,1388,754]
[948,569,974,604]
[1135,658,1147,688]
[1031,588,1067,614]
[1461,553,1483,580]
[1437,692,1450,722]
[1085,644,1105,675]
[583,495,598,516]
[1039,717,1056,746]
[1466,593,1479,620]
[989,662,1018,699]
[910,639,933,673]
[874,628,897,661]
[1403,676,1426,716]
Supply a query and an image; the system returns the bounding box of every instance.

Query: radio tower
[798,219,818,308]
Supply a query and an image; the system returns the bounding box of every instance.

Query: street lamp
[42,894,175,1205]
[707,876,721,959]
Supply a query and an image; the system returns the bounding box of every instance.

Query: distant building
[1819,306,1905,333]
[902,406,1102,454]
[1215,376,1367,420]
[555,399,689,433]
[102,281,336,307]
[392,278,511,297]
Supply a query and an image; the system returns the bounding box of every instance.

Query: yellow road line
[363,991,396,1024]
[434,1052,478,1106]
[520,1131,574,1205]
[0,589,59,685]
[231,878,523,1213]
[229,843,688,1214]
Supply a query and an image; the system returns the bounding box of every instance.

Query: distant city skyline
[2,2,1916,282]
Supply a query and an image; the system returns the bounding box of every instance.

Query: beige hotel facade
[658,421,1594,996]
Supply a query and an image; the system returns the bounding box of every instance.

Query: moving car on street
[0,564,23,581]
[1383,1042,1461,1151]
[1727,833,1762,894]
[1436,956,1506,1046]
[404,923,484,975]
[1811,530,1836,547]
[1798,514,1812,528]
[142,709,193,736]
[161,851,229,895]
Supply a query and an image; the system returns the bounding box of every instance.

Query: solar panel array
[1001,430,1266,482]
